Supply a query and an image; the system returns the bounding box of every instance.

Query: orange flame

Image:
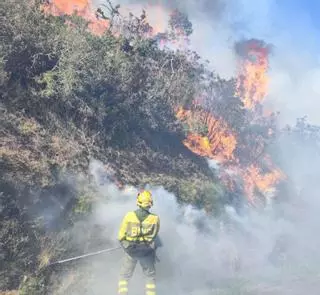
[233,40,285,201]
[243,162,286,202]
[176,106,286,201]
[43,0,109,35]
[175,39,285,202]
[235,39,270,110]
[176,107,237,163]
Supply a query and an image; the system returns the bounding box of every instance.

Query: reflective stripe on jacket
[118,211,160,243]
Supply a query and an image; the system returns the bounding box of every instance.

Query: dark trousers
[118,251,156,295]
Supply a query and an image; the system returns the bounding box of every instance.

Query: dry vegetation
[2,0,320,294]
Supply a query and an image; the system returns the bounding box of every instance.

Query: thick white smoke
[54,159,320,294]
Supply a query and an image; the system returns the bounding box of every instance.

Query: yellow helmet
[137,190,153,208]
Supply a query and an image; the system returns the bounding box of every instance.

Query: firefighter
[117,190,160,295]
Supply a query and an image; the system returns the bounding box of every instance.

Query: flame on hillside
[176,107,237,163]
[235,39,271,110]
[176,39,285,202]
[43,0,182,47]
[243,163,286,203]
[42,0,109,35]
[41,2,284,202]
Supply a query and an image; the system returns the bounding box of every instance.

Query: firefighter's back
[124,210,160,243]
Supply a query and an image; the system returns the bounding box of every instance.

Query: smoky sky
[94,0,320,126]
[105,0,226,18]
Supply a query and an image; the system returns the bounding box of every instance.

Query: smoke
[93,0,320,125]
[52,1,320,293]
[53,159,320,294]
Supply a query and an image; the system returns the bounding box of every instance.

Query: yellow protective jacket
[118,210,160,243]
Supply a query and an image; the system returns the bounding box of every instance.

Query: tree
[169,9,193,37]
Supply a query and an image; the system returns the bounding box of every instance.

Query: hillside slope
[4,1,318,294]
[1,1,229,292]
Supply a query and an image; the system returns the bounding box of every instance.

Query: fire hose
[48,237,163,267]
[48,246,122,266]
